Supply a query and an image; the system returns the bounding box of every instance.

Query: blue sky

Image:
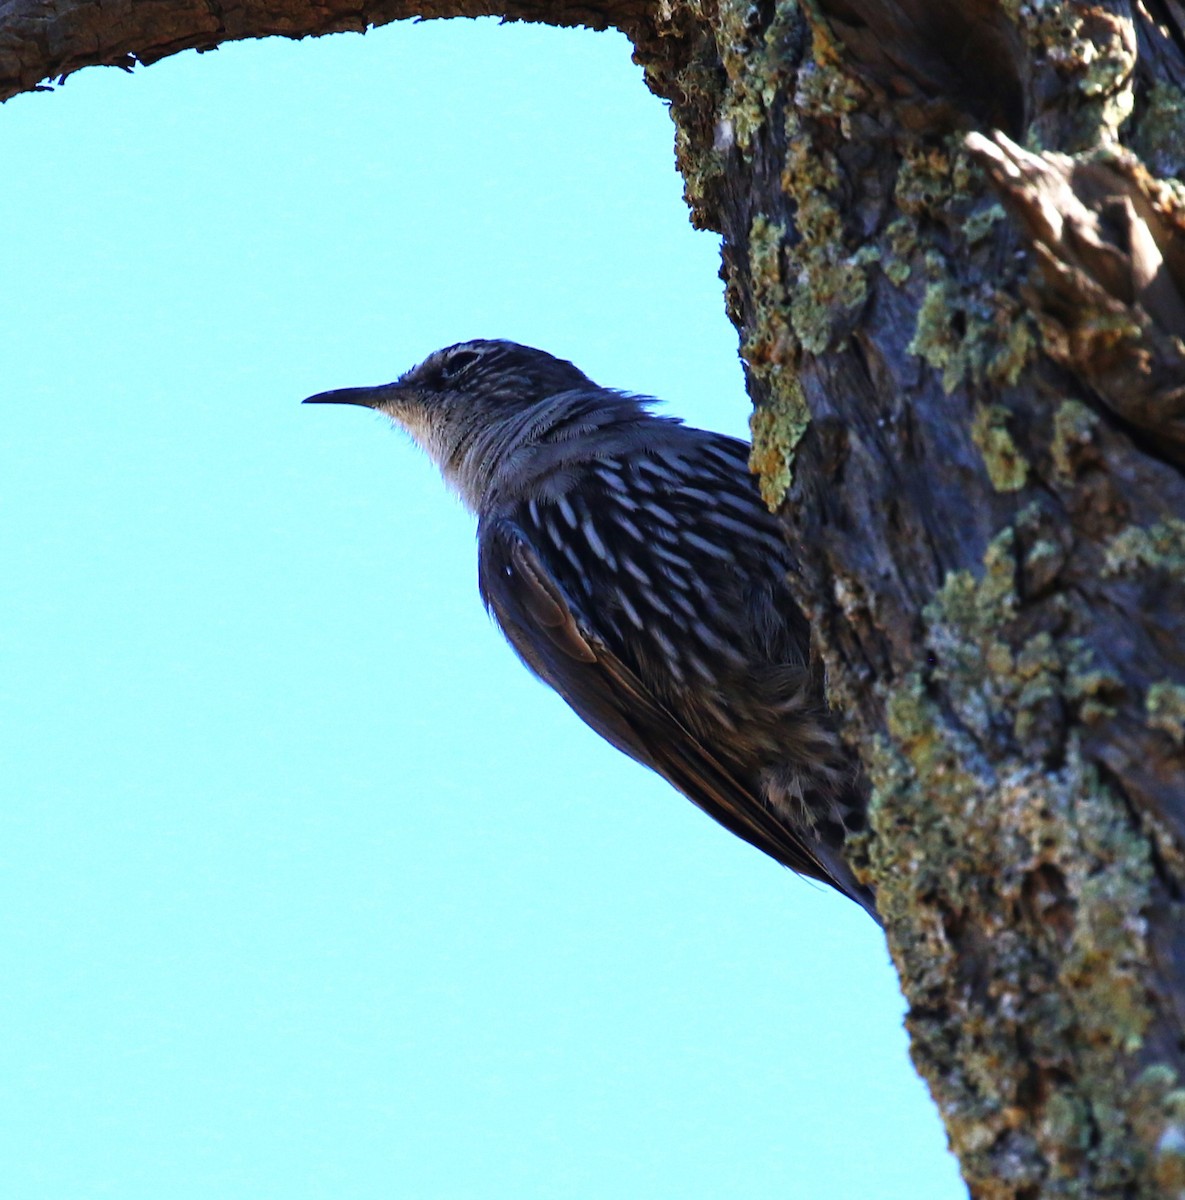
[2,19,964,1198]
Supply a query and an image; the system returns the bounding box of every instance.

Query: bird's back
[477,402,872,910]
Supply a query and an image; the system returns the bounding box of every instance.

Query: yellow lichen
[863,523,1156,1194]
[743,213,809,507]
[972,404,1030,492]
[748,379,809,510]
[1050,398,1099,479]
[1147,683,1185,745]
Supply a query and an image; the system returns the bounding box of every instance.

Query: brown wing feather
[478,516,839,885]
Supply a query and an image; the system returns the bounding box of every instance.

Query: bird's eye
[439,349,481,381]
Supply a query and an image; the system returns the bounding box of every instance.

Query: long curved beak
[302,384,398,409]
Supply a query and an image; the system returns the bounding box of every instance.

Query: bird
[305,339,878,922]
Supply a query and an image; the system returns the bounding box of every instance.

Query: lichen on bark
[864,528,1161,1197]
[639,2,1185,1193]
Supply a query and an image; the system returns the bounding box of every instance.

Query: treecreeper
[306,340,879,923]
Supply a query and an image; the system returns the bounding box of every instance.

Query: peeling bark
[967,130,1185,463]
[7,1,1185,1196]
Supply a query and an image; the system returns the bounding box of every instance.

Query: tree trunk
[7,1,1185,1195]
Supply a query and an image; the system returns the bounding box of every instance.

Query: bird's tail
[807,837,881,926]
[761,765,881,926]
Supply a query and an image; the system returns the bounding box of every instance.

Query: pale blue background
[2,20,964,1199]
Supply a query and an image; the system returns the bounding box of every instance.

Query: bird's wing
[477,516,841,886]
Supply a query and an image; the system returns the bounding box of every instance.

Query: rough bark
[0,0,647,100]
[7,1,1185,1196]
[628,4,1185,1195]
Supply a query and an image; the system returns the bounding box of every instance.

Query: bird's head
[304,339,596,505]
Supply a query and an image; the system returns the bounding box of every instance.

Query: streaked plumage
[305,340,878,921]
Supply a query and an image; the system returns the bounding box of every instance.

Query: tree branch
[0,0,648,102]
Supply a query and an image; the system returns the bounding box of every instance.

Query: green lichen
[673,127,726,229]
[907,276,1035,394]
[748,379,809,510]
[964,202,1006,246]
[924,530,1025,740]
[693,0,872,356]
[1012,632,1062,742]
[879,217,916,286]
[1004,0,1136,148]
[779,103,870,353]
[1050,398,1100,479]
[1022,537,1063,587]
[1147,682,1185,746]
[1102,518,1185,578]
[748,212,787,299]
[794,57,862,128]
[924,530,1124,749]
[640,0,723,227]
[884,138,1007,305]
[862,523,1157,1194]
[707,3,872,499]
[1154,1123,1185,1194]
[789,241,870,353]
[895,141,965,217]
[715,0,801,154]
[882,257,911,287]
[908,280,967,392]
[868,717,1154,1188]
[886,217,916,258]
[972,403,1030,492]
[1130,1069,1185,1195]
[1065,648,1125,726]
[748,20,873,355]
[987,315,1036,388]
[743,213,808,508]
[1134,81,1185,177]
[693,0,883,357]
